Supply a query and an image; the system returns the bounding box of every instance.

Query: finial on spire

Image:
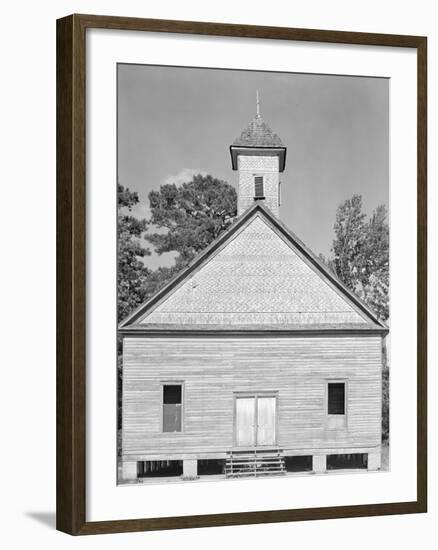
[256,90,260,117]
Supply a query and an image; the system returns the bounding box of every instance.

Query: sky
[118,64,389,269]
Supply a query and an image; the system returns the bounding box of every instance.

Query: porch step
[225,449,286,478]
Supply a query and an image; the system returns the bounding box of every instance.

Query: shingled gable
[119,203,387,333]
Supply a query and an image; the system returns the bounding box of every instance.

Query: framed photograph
[56,14,427,535]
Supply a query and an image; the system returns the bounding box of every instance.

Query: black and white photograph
[117,64,390,484]
[1,0,431,544]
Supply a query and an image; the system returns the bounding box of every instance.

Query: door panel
[256,397,276,446]
[235,397,255,446]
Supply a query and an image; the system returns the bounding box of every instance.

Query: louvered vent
[254,176,264,199]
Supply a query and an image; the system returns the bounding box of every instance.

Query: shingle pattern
[140,216,367,326]
[233,115,284,147]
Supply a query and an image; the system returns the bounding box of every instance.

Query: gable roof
[233,114,284,148]
[119,203,387,334]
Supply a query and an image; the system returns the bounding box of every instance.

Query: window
[254,176,264,198]
[162,384,182,432]
[328,382,345,415]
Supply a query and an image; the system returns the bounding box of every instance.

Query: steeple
[230,95,287,217]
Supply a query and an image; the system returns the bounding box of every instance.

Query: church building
[119,99,388,482]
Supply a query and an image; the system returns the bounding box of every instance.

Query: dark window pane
[163,385,182,404]
[254,176,264,198]
[328,383,345,415]
[163,404,182,432]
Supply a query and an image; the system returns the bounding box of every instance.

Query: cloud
[163,168,207,186]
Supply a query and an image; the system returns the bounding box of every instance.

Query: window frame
[160,381,185,434]
[325,379,348,430]
[327,381,346,415]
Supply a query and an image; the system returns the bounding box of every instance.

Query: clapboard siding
[122,335,382,459]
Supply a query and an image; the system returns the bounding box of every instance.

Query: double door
[235,395,277,447]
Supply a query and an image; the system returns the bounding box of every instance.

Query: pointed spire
[256,90,260,117]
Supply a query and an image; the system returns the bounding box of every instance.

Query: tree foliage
[146,174,237,268]
[330,195,389,321]
[331,195,367,291]
[360,205,390,321]
[141,265,181,301]
[117,183,150,322]
[382,347,390,442]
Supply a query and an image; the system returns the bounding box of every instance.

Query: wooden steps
[225,449,285,478]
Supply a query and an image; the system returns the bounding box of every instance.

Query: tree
[382,346,390,442]
[331,194,368,295]
[141,265,181,301]
[117,183,150,322]
[146,174,237,269]
[360,205,389,321]
[330,195,389,321]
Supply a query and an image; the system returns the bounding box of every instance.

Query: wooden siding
[122,335,383,460]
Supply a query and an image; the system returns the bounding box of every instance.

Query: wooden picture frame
[56,13,427,535]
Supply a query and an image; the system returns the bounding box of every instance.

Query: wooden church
[119,99,388,482]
